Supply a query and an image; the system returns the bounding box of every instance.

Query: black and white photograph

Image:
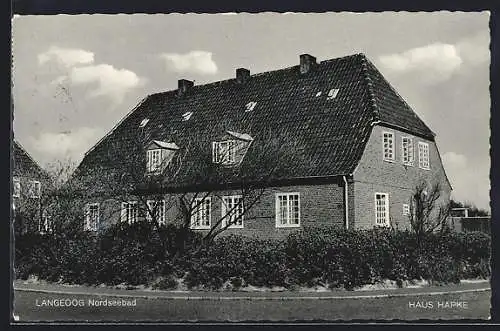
[11,11,492,322]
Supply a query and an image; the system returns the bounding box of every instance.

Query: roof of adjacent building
[77,53,435,188]
[13,140,48,180]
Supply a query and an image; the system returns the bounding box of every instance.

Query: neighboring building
[449,208,491,234]
[12,140,50,234]
[75,53,452,237]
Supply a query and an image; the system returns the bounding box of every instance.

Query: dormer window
[212,131,254,166]
[212,140,236,165]
[327,88,339,100]
[147,149,162,172]
[182,112,193,121]
[139,118,150,128]
[146,140,179,173]
[245,102,257,112]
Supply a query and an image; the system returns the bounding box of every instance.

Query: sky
[11,12,491,210]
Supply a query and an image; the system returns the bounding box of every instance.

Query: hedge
[14,223,491,290]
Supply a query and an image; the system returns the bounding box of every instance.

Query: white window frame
[212,140,237,165]
[146,149,162,173]
[121,201,138,224]
[84,203,100,231]
[39,209,52,234]
[374,193,390,227]
[275,192,301,228]
[382,131,395,162]
[26,180,41,198]
[401,137,414,166]
[190,197,211,230]
[13,177,20,198]
[402,203,410,216]
[146,199,166,226]
[418,142,430,170]
[221,195,244,229]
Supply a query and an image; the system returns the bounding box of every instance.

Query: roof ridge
[359,54,380,122]
[149,52,365,98]
[363,57,436,137]
[13,139,49,177]
[14,140,43,169]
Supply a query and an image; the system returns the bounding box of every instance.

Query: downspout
[343,175,349,230]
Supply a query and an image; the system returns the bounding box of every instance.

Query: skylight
[139,118,150,128]
[327,88,339,100]
[245,102,257,112]
[182,112,193,121]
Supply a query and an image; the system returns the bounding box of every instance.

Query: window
[13,177,20,198]
[326,88,339,100]
[382,131,395,161]
[139,118,150,128]
[245,102,257,112]
[212,140,236,165]
[39,210,52,234]
[28,180,41,198]
[418,142,430,169]
[121,201,138,224]
[402,203,410,216]
[375,193,390,226]
[146,199,166,226]
[146,149,162,172]
[221,195,244,228]
[191,198,211,229]
[85,203,100,231]
[275,193,300,227]
[182,112,193,121]
[401,137,414,165]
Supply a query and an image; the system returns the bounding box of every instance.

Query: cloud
[455,32,490,66]
[38,46,144,104]
[38,46,95,68]
[160,51,218,75]
[29,127,104,163]
[66,64,145,103]
[378,32,490,84]
[378,43,463,83]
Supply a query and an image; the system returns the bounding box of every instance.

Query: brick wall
[89,183,346,239]
[352,125,452,229]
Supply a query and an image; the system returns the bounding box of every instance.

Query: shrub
[151,275,178,290]
[15,222,491,290]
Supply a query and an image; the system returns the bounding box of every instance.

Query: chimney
[236,68,250,84]
[178,79,194,96]
[299,54,317,74]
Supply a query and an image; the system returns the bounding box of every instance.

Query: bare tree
[408,180,451,246]
[70,124,312,257]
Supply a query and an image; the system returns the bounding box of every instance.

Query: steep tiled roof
[13,140,48,180]
[77,53,434,187]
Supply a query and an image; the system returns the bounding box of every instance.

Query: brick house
[12,140,50,233]
[75,53,452,237]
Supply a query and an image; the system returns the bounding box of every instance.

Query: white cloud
[378,32,490,84]
[29,127,104,163]
[67,64,145,103]
[455,32,490,66]
[160,51,218,75]
[378,43,463,83]
[38,46,95,68]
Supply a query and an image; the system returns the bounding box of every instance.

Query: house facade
[12,140,50,234]
[74,53,452,237]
